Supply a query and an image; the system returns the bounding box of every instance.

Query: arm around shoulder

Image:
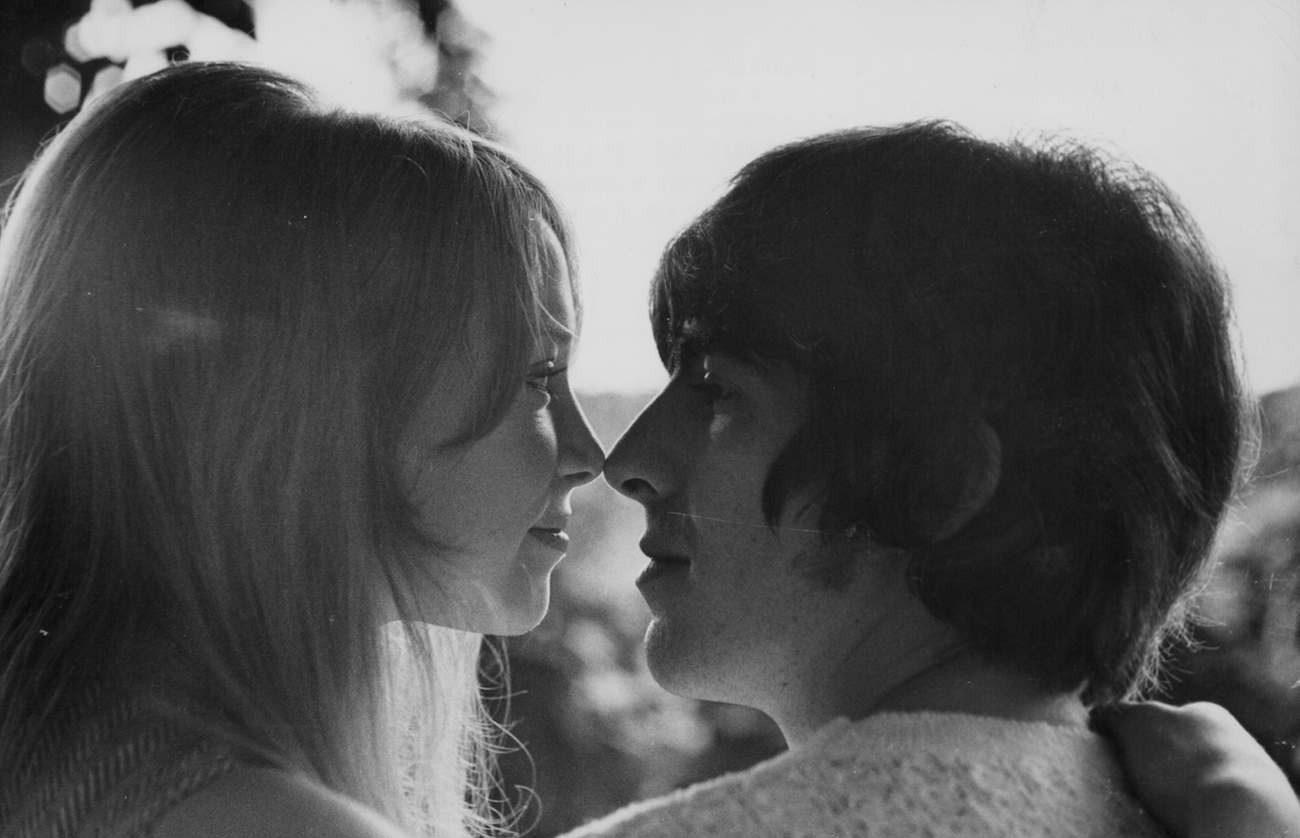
[152,765,411,838]
[1101,701,1300,838]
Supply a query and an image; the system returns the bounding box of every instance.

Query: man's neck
[774,638,1087,747]
[873,651,1088,724]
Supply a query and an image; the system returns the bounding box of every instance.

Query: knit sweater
[0,687,238,838]
[562,711,1166,838]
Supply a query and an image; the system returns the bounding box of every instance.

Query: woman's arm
[152,766,411,838]
[1100,701,1300,838]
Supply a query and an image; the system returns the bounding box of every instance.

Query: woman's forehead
[535,243,576,340]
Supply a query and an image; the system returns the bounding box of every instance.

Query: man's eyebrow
[703,350,751,369]
[704,351,778,385]
[672,327,710,363]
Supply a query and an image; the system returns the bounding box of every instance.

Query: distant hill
[576,390,656,450]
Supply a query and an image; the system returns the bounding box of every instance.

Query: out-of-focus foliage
[9,0,493,130]
[489,392,785,837]
[1162,384,1300,791]
[1,0,498,207]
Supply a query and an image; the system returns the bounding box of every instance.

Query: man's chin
[642,617,713,699]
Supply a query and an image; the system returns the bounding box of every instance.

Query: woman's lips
[528,528,569,552]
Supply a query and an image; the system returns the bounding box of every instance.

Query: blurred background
[1,0,1298,834]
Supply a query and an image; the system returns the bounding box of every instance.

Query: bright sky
[462,0,1300,396]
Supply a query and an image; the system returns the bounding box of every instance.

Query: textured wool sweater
[562,711,1166,838]
[0,687,237,838]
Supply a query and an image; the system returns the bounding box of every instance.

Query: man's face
[1191,483,1300,735]
[604,350,888,711]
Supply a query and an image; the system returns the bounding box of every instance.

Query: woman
[0,62,602,837]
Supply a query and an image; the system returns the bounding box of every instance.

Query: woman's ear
[920,418,1002,543]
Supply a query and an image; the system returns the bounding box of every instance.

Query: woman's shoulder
[152,765,410,838]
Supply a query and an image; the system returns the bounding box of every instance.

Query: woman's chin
[414,584,551,636]
[487,588,552,636]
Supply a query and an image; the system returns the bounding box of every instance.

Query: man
[1161,385,1300,784]
[566,122,1298,837]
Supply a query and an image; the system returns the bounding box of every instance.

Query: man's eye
[690,374,737,407]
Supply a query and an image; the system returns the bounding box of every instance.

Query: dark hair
[652,121,1245,703]
[0,62,569,831]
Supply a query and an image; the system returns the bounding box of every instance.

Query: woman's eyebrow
[535,328,576,357]
[548,330,576,349]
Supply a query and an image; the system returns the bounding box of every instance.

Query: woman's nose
[559,394,604,488]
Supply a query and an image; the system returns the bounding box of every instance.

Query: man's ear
[921,418,1002,543]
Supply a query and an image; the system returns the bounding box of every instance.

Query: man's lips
[636,541,690,586]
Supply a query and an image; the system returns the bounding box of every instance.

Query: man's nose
[603,389,677,504]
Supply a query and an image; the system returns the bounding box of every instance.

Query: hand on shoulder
[1098,700,1300,838]
[152,765,411,838]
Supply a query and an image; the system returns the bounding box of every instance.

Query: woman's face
[395,230,604,634]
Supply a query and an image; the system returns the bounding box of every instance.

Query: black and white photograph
[0,1,1297,836]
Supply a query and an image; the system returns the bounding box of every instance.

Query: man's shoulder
[557,768,763,838]
[558,743,836,838]
[559,713,1164,838]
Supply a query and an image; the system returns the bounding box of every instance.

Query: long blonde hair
[0,62,571,836]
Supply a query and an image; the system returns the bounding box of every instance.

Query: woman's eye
[526,360,565,398]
